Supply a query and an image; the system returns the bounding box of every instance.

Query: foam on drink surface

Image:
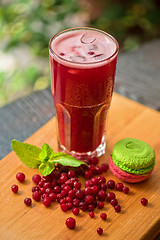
[51,29,117,65]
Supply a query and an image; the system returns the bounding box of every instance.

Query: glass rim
[49,27,119,66]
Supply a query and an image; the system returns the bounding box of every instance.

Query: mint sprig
[11,140,87,176]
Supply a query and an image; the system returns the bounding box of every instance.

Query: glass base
[58,135,106,160]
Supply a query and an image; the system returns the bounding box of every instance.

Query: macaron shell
[109,156,152,183]
[112,138,155,175]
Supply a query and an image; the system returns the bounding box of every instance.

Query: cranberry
[95,166,102,175]
[88,204,95,211]
[43,182,52,189]
[42,175,52,182]
[92,185,99,195]
[72,207,79,215]
[66,202,73,210]
[42,193,49,199]
[114,204,121,212]
[32,174,41,185]
[68,170,76,178]
[56,193,63,202]
[85,170,93,179]
[101,163,109,172]
[100,183,107,191]
[98,201,104,209]
[68,190,76,198]
[60,199,66,205]
[32,186,40,192]
[73,181,81,189]
[65,217,76,229]
[85,195,94,204]
[66,196,72,203]
[107,180,115,189]
[79,201,88,211]
[91,157,99,165]
[123,186,129,194]
[97,227,103,235]
[100,213,107,220]
[88,165,96,174]
[49,192,57,202]
[61,190,68,197]
[84,187,93,195]
[91,177,99,186]
[85,180,93,187]
[45,188,52,194]
[98,176,106,184]
[106,192,115,202]
[59,175,68,184]
[116,182,124,191]
[89,211,95,218]
[98,190,106,201]
[40,187,45,194]
[38,180,45,188]
[53,186,61,194]
[24,198,32,206]
[65,179,74,187]
[63,185,71,193]
[141,198,148,206]
[61,203,68,212]
[42,197,51,207]
[110,199,118,206]
[32,191,41,201]
[73,198,80,207]
[11,184,18,193]
[16,172,25,182]
[76,190,84,200]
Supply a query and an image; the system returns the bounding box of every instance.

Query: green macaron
[112,138,155,175]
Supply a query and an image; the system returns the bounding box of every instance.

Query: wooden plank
[0,93,160,240]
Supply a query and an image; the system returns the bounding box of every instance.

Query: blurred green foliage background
[0,0,160,107]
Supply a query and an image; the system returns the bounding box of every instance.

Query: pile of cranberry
[11,157,148,235]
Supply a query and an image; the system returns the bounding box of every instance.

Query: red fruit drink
[49,28,119,159]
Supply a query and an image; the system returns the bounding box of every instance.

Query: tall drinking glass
[49,27,119,159]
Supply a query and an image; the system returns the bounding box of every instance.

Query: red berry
[107,179,115,189]
[95,166,102,175]
[79,201,88,211]
[24,198,32,206]
[60,199,66,205]
[65,217,76,229]
[89,211,95,218]
[32,191,41,201]
[92,185,99,195]
[97,227,103,235]
[76,190,84,200]
[68,170,76,178]
[98,176,106,184]
[16,172,25,182]
[61,204,68,212]
[73,181,81,189]
[45,188,52,194]
[42,197,51,207]
[84,187,93,195]
[73,198,80,207]
[88,51,95,55]
[98,201,104,209]
[49,192,57,202]
[110,198,118,206]
[100,183,107,191]
[116,182,124,191]
[59,175,68,184]
[88,204,95,211]
[43,182,52,189]
[67,202,73,210]
[56,193,63,202]
[123,186,129,194]
[101,163,109,172]
[141,198,148,206]
[72,207,79,215]
[63,185,71,193]
[11,184,18,193]
[91,177,99,186]
[42,193,48,199]
[98,190,106,201]
[100,213,107,220]
[85,170,93,179]
[85,195,94,204]
[91,157,99,165]
[53,186,61,194]
[66,196,72,203]
[32,186,40,192]
[32,174,41,185]
[114,204,121,212]
[106,192,115,202]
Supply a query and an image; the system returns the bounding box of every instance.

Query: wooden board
[0,93,160,240]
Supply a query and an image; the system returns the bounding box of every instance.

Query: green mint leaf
[52,153,87,167]
[39,162,55,176]
[39,143,54,163]
[11,140,41,168]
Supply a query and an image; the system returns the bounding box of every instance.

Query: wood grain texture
[0,93,160,240]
